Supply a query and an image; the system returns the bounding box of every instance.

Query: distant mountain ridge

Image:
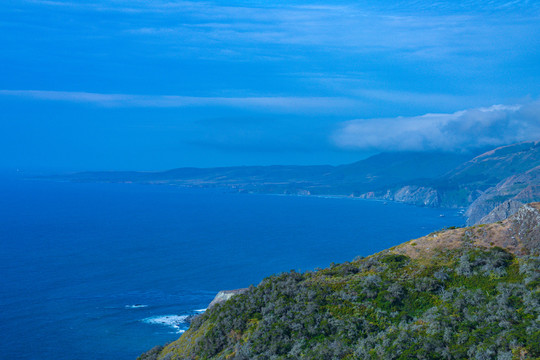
[358,140,540,223]
[56,140,540,224]
[59,151,473,196]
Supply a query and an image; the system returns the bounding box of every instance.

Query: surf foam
[142,315,189,333]
[125,304,148,309]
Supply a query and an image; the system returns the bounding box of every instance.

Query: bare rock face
[466,166,540,225]
[477,199,524,225]
[511,203,540,254]
[359,186,441,207]
[208,288,249,308]
[391,186,441,206]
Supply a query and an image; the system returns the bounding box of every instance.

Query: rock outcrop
[379,186,441,207]
[476,199,524,225]
[466,165,540,225]
[208,289,249,309]
[511,202,540,253]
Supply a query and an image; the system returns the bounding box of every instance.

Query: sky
[1,0,539,171]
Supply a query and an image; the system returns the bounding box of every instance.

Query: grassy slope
[141,204,540,360]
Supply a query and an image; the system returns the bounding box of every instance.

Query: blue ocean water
[0,176,464,360]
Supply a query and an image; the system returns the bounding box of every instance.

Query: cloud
[0,89,360,114]
[332,101,540,152]
[23,0,540,63]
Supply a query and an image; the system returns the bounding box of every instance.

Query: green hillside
[139,204,540,360]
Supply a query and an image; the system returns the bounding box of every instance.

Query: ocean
[0,176,464,359]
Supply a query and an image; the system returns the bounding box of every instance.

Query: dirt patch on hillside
[391,203,539,259]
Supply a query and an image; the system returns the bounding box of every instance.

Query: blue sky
[1,0,539,171]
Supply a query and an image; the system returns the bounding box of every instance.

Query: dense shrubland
[147,246,539,360]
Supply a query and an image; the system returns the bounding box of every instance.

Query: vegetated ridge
[139,203,540,360]
[57,140,540,224]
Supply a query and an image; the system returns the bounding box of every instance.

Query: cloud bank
[332,101,540,152]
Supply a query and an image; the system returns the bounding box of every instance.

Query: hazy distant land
[56,140,540,225]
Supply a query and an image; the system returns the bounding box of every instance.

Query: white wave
[125,304,148,309]
[142,315,189,333]
[194,308,207,313]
